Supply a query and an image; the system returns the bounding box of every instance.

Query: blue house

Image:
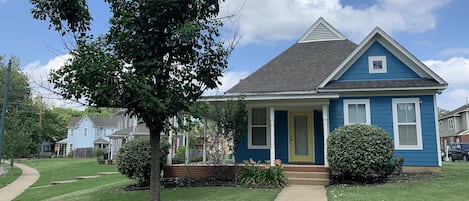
[61,115,118,157]
[205,18,447,172]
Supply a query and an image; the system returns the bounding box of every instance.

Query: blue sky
[0,0,468,111]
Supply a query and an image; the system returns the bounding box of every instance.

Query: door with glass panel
[289,112,313,162]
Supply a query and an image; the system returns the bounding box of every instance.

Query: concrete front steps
[283,165,330,185]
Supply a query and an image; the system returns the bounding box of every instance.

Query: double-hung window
[343,99,371,125]
[448,118,454,130]
[392,98,422,150]
[248,108,269,149]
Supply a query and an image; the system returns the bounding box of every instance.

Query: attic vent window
[368,56,387,73]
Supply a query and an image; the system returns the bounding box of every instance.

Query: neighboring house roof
[67,115,118,128]
[94,138,110,144]
[225,18,447,95]
[439,104,469,119]
[67,117,81,128]
[56,138,67,144]
[108,123,149,138]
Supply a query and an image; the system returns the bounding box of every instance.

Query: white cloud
[438,48,469,57]
[204,71,250,95]
[22,54,86,110]
[220,0,450,45]
[425,57,469,110]
[425,57,469,87]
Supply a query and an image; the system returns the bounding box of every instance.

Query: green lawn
[327,162,469,201]
[64,186,281,201]
[15,158,281,201]
[16,158,119,186]
[0,164,22,188]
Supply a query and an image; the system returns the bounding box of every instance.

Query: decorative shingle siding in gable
[329,95,438,166]
[302,23,342,42]
[337,42,420,81]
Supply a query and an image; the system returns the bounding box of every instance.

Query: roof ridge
[298,17,346,43]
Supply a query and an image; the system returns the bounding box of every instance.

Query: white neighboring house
[61,115,118,156]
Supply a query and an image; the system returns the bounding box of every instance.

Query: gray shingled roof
[89,116,118,127]
[93,138,110,144]
[439,104,469,119]
[321,79,445,90]
[226,40,358,94]
[67,117,82,128]
[67,116,118,128]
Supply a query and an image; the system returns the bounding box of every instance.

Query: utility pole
[0,59,12,166]
[37,96,43,158]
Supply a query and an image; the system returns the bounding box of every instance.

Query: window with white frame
[84,127,88,137]
[248,108,269,149]
[343,99,371,125]
[392,98,422,150]
[439,121,443,132]
[368,56,387,73]
[448,118,454,130]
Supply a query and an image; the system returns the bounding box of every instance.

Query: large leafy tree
[0,56,39,160]
[31,1,228,200]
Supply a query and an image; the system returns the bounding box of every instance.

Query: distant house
[439,104,469,148]
[204,17,447,172]
[62,115,118,157]
[108,111,150,160]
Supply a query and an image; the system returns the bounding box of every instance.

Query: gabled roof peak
[298,17,346,43]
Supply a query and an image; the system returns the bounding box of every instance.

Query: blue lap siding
[337,42,420,81]
[329,95,438,166]
[235,110,324,164]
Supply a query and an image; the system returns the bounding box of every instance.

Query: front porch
[235,97,333,168]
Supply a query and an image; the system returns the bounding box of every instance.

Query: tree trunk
[150,127,162,201]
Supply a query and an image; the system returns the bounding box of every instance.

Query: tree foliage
[0,56,38,159]
[200,97,247,164]
[31,1,228,200]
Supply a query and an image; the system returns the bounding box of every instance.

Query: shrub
[237,159,287,187]
[117,137,170,186]
[67,150,75,158]
[95,149,104,158]
[176,146,186,157]
[327,124,394,180]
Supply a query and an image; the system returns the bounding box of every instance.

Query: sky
[0,0,468,111]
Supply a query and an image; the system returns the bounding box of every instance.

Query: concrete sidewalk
[0,163,39,201]
[275,185,327,201]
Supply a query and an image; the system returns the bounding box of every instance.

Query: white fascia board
[318,27,448,88]
[200,93,339,102]
[318,86,447,93]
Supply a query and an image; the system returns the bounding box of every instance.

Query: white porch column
[270,107,275,166]
[203,118,207,162]
[322,105,330,167]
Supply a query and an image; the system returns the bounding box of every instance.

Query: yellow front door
[289,112,314,162]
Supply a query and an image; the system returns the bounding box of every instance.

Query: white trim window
[248,107,270,149]
[84,127,88,137]
[448,118,454,130]
[392,98,422,150]
[343,99,371,125]
[368,56,387,73]
[439,121,443,132]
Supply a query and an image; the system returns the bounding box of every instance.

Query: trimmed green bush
[117,137,170,186]
[327,124,394,180]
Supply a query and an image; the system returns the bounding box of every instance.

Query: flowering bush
[237,159,287,187]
